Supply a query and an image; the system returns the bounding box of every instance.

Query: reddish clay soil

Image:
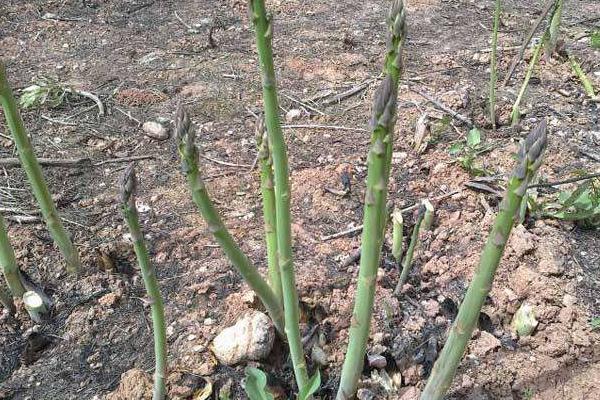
[0,0,599,399]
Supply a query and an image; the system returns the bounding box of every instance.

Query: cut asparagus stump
[121,165,167,400]
[0,213,26,297]
[421,199,435,231]
[420,121,548,400]
[391,210,404,263]
[175,106,285,336]
[23,290,48,323]
[0,62,80,274]
[336,2,406,398]
[249,0,310,391]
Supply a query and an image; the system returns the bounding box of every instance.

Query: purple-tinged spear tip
[513,120,548,181]
[121,163,138,205]
[175,103,194,150]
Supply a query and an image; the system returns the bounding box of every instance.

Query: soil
[1,0,599,399]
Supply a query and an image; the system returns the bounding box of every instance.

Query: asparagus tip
[175,103,193,146]
[120,163,138,205]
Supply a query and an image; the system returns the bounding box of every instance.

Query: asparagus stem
[175,106,285,336]
[394,205,426,295]
[0,62,80,274]
[391,210,404,263]
[249,0,309,390]
[421,199,435,231]
[0,213,26,297]
[489,0,501,129]
[421,121,548,400]
[546,0,562,57]
[256,119,283,303]
[337,2,406,399]
[0,284,15,314]
[569,54,596,99]
[22,290,48,323]
[511,41,544,126]
[120,165,167,400]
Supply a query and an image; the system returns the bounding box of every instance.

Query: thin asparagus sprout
[0,284,15,314]
[391,210,404,263]
[394,205,426,295]
[256,119,283,303]
[249,0,309,390]
[489,0,501,129]
[421,121,548,400]
[175,106,285,336]
[421,199,435,231]
[511,40,544,126]
[121,165,167,400]
[546,0,562,57]
[0,213,26,297]
[337,2,406,398]
[0,62,80,274]
[569,54,596,99]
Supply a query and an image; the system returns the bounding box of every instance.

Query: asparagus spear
[256,119,283,303]
[121,165,168,400]
[394,205,426,295]
[420,121,548,400]
[175,106,285,336]
[489,0,501,129]
[337,2,406,399]
[0,213,26,297]
[391,210,404,263]
[0,62,80,274]
[249,0,309,390]
[511,40,544,126]
[546,0,562,58]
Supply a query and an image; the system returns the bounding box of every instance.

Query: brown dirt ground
[1,0,599,399]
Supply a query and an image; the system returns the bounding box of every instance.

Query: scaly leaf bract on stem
[120,165,168,400]
[175,106,285,336]
[421,121,548,400]
[336,1,406,399]
[0,61,80,274]
[249,0,310,391]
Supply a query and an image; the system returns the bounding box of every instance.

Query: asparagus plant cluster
[0,62,80,274]
[421,121,548,399]
[120,165,167,400]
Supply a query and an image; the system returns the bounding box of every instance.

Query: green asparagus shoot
[121,165,168,400]
[421,121,548,400]
[0,62,80,274]
[175,105,285,336]
[337,1,406,398]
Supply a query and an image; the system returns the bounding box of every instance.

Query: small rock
[311,345,328,366]
[211,312,275,365]
[470,331,501,356]
[399,386,421,400]
[142,121,170,140]
[285,108,302,122]
[562,294,577,307]
[368,354,387,369]
[98,293,119,307]
[422,299,440,318]
[402,365,422,385]
[508,225,536,258]
[357,388,375,400]
[106,369,153,400]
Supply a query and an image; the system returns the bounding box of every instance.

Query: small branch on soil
[113,106,142,126]
[282,124,367,132]
[200,155,251,168]
[66,88,105,116]
[321,190,460,241]
[40,115,78,126]
[408,86,474,127]
[502,0,556,86]
[282,93,325,116]
[528,172,600,188]
[0,155,153,168]
[321,77,379,106]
